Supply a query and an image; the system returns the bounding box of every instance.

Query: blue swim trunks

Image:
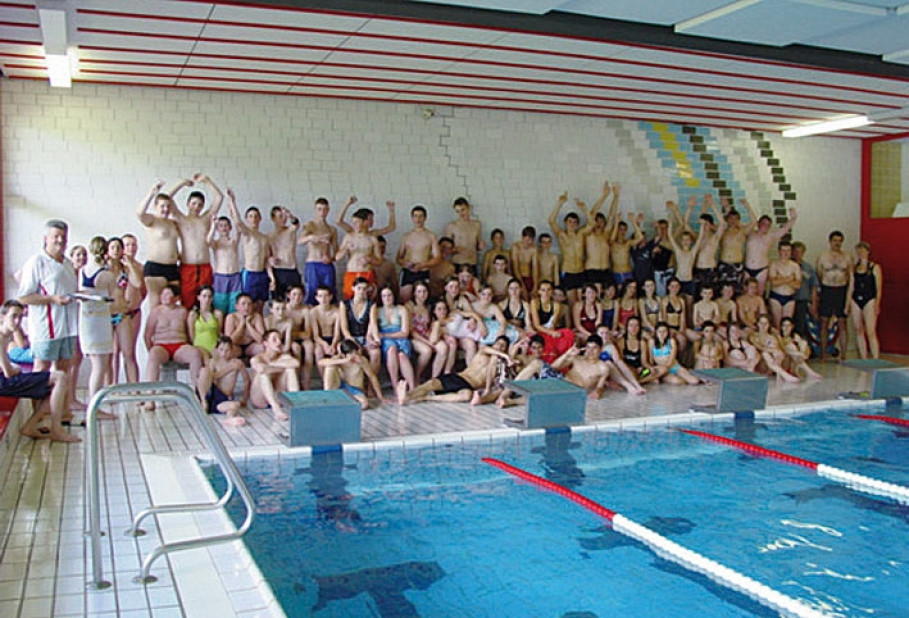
[304,262,337,305]
[340,381,364,399]
[213,272,242,314]
[241,269,270,303]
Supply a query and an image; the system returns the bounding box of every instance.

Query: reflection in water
[312,561,445,617]
[295,447,362,531]
[578,517,695,551]
[533,427,585,488]
[785,484,909,523]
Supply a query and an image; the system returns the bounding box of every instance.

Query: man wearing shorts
[336,209,381,300]
[18,219,80,417]
[299,197,339,305]
[816,230,852,362]
[549,191,591,304]
[230,196,271,312]
[396,205,440,303]
[318,339,385,410]
[0,300,78,443]
[397,336,509,405]
[168,173,224,309]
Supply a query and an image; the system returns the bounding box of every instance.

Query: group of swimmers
[8,176,883,436]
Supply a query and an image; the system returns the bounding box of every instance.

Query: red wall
[861,132,909,355]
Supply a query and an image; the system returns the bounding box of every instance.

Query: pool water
[206,409,909,617]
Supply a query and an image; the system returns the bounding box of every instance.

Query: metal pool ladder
[86,381,255,588]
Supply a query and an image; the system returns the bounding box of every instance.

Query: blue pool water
[206,408,909,617]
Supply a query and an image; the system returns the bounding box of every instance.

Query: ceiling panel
[809,13,909,56]
[1,0,906,137]
[78,0,215,20]
[209,3,369,30]
[678,0,883,47]
[557,0,730,25]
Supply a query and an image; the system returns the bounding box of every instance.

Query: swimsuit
[180,263,213,309]
[272,267,303,301]
[768,291,795,306]
[601,306,615,328]
[400,268,430,288]
[340,380,365,399]
[207,383,230,414]
[241,269,270,302]
[411,310,431,339]
[345,299,373,340]
[578,305,598,333]
[193,312,220,353]
[213,272,242,314]
[561,271,585,291]
[584,269,612,284]
[502,301,526,325]
[378,306,413,357]
[819,285,847,319]
[343,271,376,300]
[157,342,186,361]
[617,304,636,328]
[744,265,767,279]
[851,265,877,310]
[143,261,180,281]
[652,341,680,375]
[304,262,337,305]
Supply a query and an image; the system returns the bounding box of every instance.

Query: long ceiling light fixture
[782,106,909,138]
[38,5,77,88]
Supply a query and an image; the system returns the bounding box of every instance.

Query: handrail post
[85,381,256,588]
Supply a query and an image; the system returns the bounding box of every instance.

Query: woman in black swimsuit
[499,278,531,337]
[849,241,882,359]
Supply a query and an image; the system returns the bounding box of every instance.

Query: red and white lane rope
[482,457,827,618]
[677,428,909,506]
[854,414,909,428]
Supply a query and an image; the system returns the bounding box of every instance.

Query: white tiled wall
[3,80,861,299]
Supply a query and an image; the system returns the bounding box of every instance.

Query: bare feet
[48,431,82,443]
[224,416,246,427]
[470,390,481,407]
[274,407,289,421]
[395,380,408,406]
[96,410,117,420]
[140,401,156,412]
[20,427,49,440]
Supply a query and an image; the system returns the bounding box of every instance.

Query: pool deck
[0,357,905,617]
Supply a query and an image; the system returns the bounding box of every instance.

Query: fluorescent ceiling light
[782,115,871,138]
[45,54,71,87]
[675,0,762,33]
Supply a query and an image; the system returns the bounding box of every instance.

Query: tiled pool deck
[0,359,904,617]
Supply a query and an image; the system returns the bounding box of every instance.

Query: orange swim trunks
[180,263,213,308]
[343,271,376,300]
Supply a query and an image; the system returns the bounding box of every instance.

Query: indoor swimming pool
[204,406,909,617]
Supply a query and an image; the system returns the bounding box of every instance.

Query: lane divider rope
[482,457,828,618]
[677,428,909,505]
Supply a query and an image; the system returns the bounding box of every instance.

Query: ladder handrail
[87,381,255,587]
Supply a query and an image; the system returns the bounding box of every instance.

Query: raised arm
[588,181,612,217]
[576,199,594,234]
[548,191,568,236]
[740,198,759,232]
[372,200,397,237]
[629,213,645,244]
[226,188,251,235]
[193,173,224,217]
[605,182,621,228]
[137,180,166,227]
[335,195,357,234]
[772,208,798,239]
[205,214,217,247]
